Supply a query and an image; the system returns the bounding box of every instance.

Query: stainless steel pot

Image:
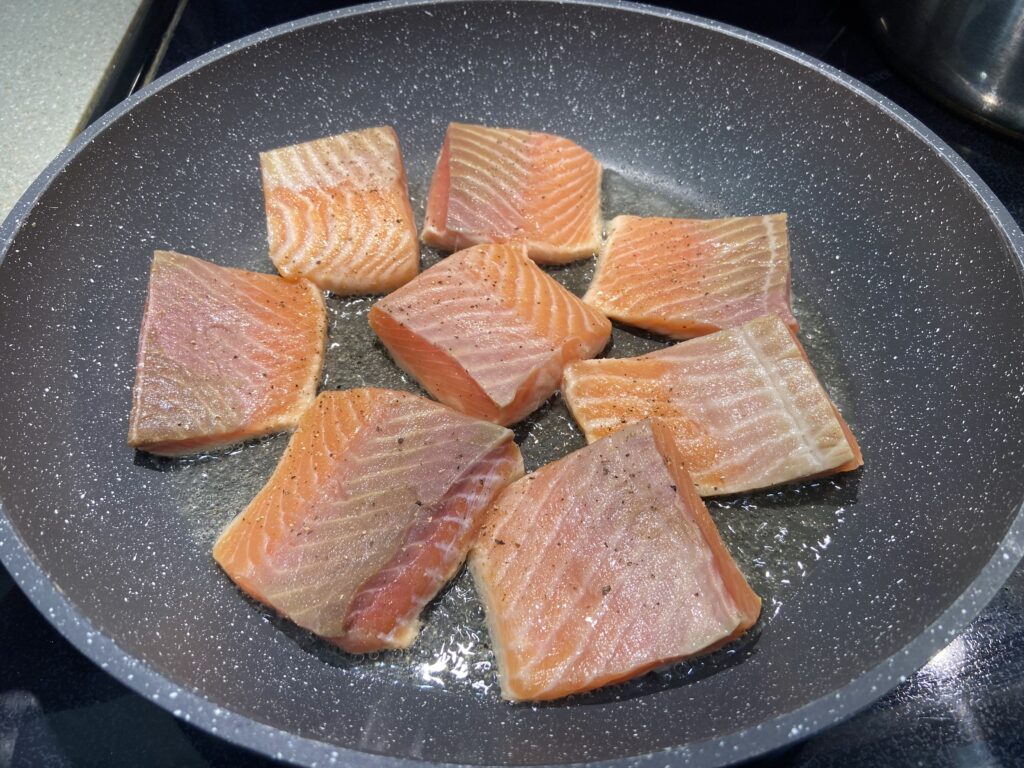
[865,0,1024,136]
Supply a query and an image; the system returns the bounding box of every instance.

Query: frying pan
[1,1,1023,766]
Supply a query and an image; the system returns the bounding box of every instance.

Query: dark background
[2,1,1023,766]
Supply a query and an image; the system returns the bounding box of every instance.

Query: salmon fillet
[470,419,761,701]
[368,243,611,425]
[562,315,862,496]
[213,388,523,653]
[421,123,602,263]
[128,250,326,456]
[260,126,419,295]
[583,214,797,338]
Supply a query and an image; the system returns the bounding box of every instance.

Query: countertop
[1,1,1023,766]
[0,0,147,218]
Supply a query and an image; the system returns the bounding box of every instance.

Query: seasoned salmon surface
[563,315,861,496]
[213,388,523,653]
[369,242,611,425]
[422,123,602,263]
[128,250,326,456]
[584,214,796,338]
[470,419,761,701]
[260,126,419,295]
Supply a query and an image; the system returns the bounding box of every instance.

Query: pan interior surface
[0,2,1022,765]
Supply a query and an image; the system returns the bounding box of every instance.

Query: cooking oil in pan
[167,169,859,701]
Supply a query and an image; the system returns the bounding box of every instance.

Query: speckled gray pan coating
[0,1,1023,767]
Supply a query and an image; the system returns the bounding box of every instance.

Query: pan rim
[1,0,1022,766]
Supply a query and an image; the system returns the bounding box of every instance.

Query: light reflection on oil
[923,634,967,681]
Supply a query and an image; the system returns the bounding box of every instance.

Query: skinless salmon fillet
[583,214,797,338]
[128,250,326,457]
[260,126,419,295]
[562,315,862,496]
[213,388,523,654]
[470,419,761,701]
[368,242,611,426]
[422,123,603,263]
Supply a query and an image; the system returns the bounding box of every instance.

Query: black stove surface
[2,1,1022,766]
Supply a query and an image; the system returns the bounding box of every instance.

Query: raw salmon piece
[369,243,611,425]
[213,388,523,653]
[562,315,862,496]
[583,214,797,338]
[128,250,326,457]
[260,126,419,295]
[470,419,761,701]
[421,123,602,264]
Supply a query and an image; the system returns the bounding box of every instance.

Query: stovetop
[2,1,1022,766]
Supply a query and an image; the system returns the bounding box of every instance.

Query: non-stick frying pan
[1,1,1023,766]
